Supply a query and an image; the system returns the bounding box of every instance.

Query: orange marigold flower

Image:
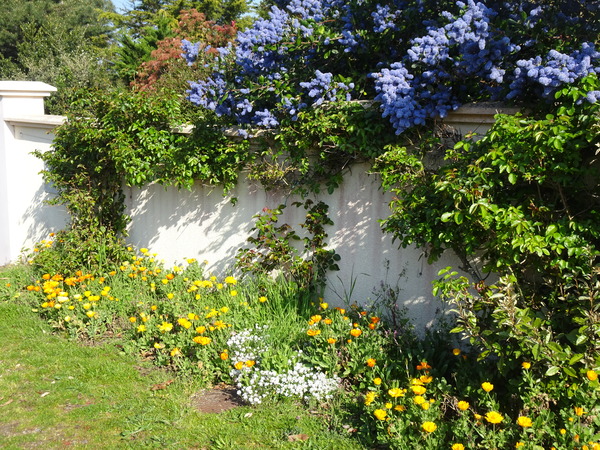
[574,406,585,416]
[307,329,321,337]
[366,358,376,367]
[416,361,431,370]
[522,361,531,369]
[452,444,465,450]
[220,351,229,360]
[586,370,598,381]
[193,336,211,345]
[350,328,362,337]
[327,338,337,344]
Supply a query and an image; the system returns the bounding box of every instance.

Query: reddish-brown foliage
[133,9,237,92]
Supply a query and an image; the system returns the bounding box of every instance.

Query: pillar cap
[0,81,57,98]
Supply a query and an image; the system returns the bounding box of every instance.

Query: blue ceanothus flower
[185,0,599,135]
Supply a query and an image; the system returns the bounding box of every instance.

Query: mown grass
[0,286,360,449]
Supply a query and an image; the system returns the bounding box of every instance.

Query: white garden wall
[0,82,515,330]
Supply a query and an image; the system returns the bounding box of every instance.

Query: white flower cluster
[226,325,269,371]
[234,358,340,405]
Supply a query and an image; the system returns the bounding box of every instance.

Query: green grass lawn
[0,301,360,449]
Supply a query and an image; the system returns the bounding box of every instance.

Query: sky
[111,0,134,13]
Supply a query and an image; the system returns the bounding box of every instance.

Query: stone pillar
[0,81,58,265]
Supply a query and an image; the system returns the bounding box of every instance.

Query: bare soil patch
[190,385,245,414]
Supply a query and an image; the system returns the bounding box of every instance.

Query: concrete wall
[0,81,67,265]
[0,81,516,330]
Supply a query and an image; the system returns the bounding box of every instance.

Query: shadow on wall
[20,185,68,258]
[124,164,466,331]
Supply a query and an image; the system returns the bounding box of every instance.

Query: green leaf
[545,366,560,376]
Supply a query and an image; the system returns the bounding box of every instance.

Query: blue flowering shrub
[184,0,599,134]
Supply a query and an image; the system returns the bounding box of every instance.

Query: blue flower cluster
[373,0,517,133]
[184,0,600,134]
[508,44,600,100]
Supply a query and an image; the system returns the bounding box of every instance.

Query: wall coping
[4,115,65,129]
[445,102,521,124]
[0,81,57,98]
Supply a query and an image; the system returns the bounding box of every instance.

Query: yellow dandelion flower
[394,405,405,412]
[457,401,470,411]
[170,347,182,357]
[521,361,531,369]
[413,396,426,405]
[373,409,387,420]
[452,444,465,450]
[481,382,494,392]
[365,392,377,405]
[307,329,321,336]
[137,324,147,332]
[177,318,192,329]
[485,411,504,424]
[234,361,244,370]
[586,370,598,381]
[388,388,406,398]
[86,311,96,318]
[159,322,173,333]
[517,416,532,428]
[224,276,237,285]
[422,422,437,433]
[258,296,268,302]
[411,385,427,395]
